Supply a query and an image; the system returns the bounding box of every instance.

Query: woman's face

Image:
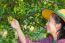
[46,15,61,34]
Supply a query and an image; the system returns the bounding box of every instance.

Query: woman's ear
[56,23,61,31]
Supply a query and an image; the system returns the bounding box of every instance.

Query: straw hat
[42,9,65,22]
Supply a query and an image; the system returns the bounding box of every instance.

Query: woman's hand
[9,19,21,30]
[9,19,27,43]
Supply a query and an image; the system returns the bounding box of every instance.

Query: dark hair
[52,13,65,40]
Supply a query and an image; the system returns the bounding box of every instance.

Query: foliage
[0,0,65,43]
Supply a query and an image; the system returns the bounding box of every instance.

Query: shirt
[17,35,65,43]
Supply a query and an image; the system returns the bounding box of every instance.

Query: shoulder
[32,36,52,43]
[57,39,65,43]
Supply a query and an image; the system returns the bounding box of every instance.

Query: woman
[9,9,65,43]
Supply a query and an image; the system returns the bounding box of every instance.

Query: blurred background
[0,0,65,43]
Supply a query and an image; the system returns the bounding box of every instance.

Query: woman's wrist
[16,27,26,43]
[16,27,21,31]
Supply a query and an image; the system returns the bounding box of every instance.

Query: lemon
[8,16,13,21]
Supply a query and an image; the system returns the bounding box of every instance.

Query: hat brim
[42,9,55,19]
[42,9,65,22]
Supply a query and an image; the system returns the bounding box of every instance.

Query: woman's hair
[52,13,65,40]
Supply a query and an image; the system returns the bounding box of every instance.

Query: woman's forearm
[16,28,26,43]
[9,19,27,43]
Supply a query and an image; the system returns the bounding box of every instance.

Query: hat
[42,9,65,22]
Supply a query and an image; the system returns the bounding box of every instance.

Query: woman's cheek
[49,22,56,33]
[47,22,54,33]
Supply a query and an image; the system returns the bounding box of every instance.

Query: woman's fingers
[10,19,20,29]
